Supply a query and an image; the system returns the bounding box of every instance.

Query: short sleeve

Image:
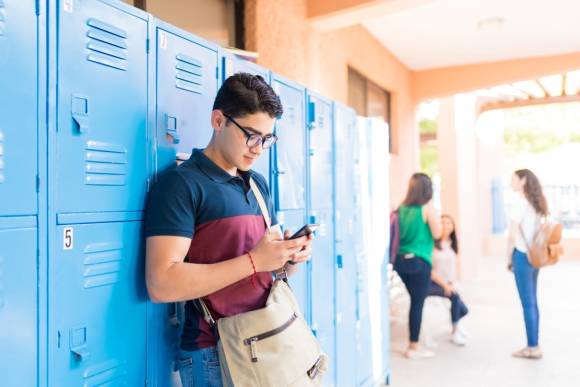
[144,171,197,238]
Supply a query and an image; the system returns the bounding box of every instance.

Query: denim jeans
[428,282,469,324]
[177,346,223,387]
[394,255,432,342]
[512,249,540,347]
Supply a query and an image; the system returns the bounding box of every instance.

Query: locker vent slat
[86,18,128,71]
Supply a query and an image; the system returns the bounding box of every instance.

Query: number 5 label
[63,227,74,250]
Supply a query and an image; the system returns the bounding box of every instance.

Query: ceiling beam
[535,79,549,97]
[308,0,436,31]
[479,94,580,114]
[561,73,567,96]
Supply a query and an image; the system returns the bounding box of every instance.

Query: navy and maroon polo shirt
[144,148,278,350]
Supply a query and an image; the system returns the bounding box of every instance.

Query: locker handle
[165,115,180,144]
[71,345,91,362]
[69,326,90,361]
[336,254,343,269]
[71,94,89,133]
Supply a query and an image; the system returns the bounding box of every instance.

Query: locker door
[353,120,374,386]
[272,78,306,212]
[0,0,38,216]
[156,26,219,171]
[271,76,308,314]
[50,221,146,387]
[307,93,335,385]
[333,105,357,387]
[367,119,391,382]
[221,54,271,181]
[55,1,148,214]
[0,221,37,387]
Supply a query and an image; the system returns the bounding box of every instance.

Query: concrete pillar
[437,94,483,279]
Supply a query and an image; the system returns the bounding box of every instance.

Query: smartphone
[289,224,319,240]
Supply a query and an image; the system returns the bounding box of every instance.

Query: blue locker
[155,20,219,171]
[149,21,220,387]
[332,103,357,387]
[306,91,335,386]
[49,220,146,387]
[353,120,374,387]
[221,51,271,180]
[365,118,391,385]
[270,74,309,316]
[0,217,38,387]
[54,0,149,215]
[0,0,38,216]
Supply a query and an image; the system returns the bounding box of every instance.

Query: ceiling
[363,0,580,70]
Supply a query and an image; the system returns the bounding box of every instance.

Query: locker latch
[71,94,90,133]
[69,327,91,361]
[165,115,180,144]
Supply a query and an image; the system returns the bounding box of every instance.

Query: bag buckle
[307,356,323,379]
[274,268,288,281]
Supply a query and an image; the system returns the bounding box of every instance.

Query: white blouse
[432,240,457,284]
[509,194,540,253]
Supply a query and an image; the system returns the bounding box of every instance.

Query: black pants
[394,255,432,342]
[428,282,469,324]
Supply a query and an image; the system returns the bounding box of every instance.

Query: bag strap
[249,177,271,230]
[518,223,533,253]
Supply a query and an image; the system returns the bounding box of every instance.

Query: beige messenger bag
[196,178,328,387]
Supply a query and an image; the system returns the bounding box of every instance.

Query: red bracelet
[247,252,258,289]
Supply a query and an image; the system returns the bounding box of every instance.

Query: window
[348,67,393,152]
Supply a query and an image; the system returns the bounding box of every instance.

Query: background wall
[245,0,419,208]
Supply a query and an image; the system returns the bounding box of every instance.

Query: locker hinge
[146,38,150,54]
[216,66,219,81]
[36,175,40,192]
[35,0,40,15]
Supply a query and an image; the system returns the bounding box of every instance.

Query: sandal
[512,347,543,360]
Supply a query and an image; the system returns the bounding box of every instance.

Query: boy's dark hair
[213,73,283,119]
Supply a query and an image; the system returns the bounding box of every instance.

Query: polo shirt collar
[192,149,254,183]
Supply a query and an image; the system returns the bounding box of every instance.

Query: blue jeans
[177,346,223,387]
[394,255,432,342]
[428,282,469,324]
[512,249,540,347]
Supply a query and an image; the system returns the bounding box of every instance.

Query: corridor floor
[388,256,580,387]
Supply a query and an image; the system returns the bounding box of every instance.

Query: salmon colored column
[438,95,483,279]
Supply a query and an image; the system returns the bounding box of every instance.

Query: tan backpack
[196,178,328,387]
[519,219,564,268]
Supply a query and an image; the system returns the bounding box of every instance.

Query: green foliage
[503,128,580,155]
[419,119,437,135]
[420,145,439,177]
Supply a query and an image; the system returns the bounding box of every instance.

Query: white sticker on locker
[63,0,73,13]
[224,58,234,78]
[63,227,74,250]
[159,31,168,50]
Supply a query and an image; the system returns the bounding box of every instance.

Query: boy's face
[213,110,276,172]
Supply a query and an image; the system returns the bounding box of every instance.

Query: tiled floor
[388,256,580,387]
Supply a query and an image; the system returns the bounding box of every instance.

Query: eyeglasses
[223,113,278,149]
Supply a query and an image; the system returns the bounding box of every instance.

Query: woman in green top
[394,173,441,359]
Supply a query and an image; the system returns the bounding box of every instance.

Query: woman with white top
[507,169,548,360]
[429,214,469,346]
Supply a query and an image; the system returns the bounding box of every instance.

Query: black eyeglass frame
[223,113,278,149]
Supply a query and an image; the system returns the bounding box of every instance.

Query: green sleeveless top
[398,205,434,264]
